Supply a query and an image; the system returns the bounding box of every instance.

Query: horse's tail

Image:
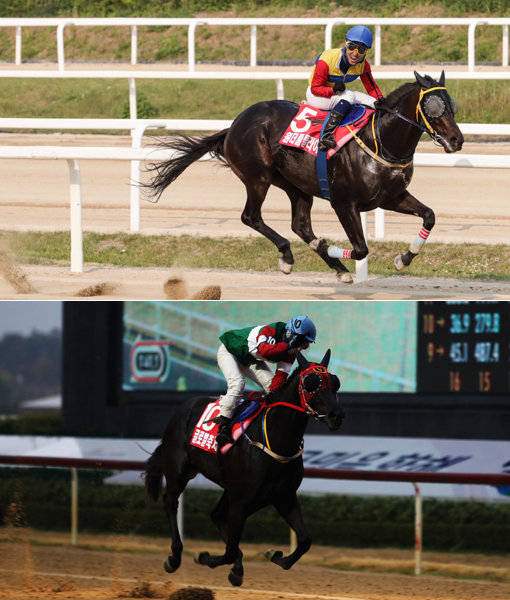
[144,129,229,202]
[144,442,164,502]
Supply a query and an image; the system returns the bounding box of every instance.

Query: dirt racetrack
[0,134,509,299]
[1,532,509,600]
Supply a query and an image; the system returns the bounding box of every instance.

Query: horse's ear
[295,349,310,370]
[438,70,445,86]
[414,71,430,89]
[320,349,331,368]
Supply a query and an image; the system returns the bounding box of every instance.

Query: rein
[350,85,450,168]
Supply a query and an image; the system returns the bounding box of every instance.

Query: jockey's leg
[216,344,245,445]
[318,99,351,151]
[241,360,274,394]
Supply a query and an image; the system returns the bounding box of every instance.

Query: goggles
[346,41,368,55]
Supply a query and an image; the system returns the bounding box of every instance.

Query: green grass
[3,230,510,281]
[0,78,508,124]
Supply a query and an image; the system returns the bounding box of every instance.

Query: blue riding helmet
[285,316,317,343]
[345,25,373,49]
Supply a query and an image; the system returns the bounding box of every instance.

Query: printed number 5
[290,107,318,133]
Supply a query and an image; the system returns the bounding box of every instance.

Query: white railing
[0,138,508,279]
[1,17,509,72]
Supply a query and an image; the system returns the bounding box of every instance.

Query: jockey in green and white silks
[215,316,317,447]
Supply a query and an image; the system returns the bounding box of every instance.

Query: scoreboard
[417,302,510,394]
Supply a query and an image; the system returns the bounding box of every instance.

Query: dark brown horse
[145,71,463,283]
[144,349,343,586]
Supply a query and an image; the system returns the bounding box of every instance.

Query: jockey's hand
[333,81,346,94]
[289,334,309,349]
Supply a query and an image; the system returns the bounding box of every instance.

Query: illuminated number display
[417,302,509,393]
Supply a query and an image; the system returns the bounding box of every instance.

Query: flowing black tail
[144,129,229,202]
[144,443,163,502]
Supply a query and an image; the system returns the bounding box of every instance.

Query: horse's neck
[262,382,308,456]
[374,86,423,159]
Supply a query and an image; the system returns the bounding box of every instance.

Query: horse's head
[295,349,344,431]
[414,71,464,153]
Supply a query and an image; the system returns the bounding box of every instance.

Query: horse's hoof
[193,551,210,566]
[228,569,243,587]
[264,549,283,563]
[394,254,406,271]
[164,557,179,573]
[336,271,353,284]
[278,258,293,275]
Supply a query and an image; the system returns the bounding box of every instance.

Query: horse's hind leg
[274,176,352,282]
[382,191,435,270]
[265,492,311,570]
[162,471,191,573]
[239,179,295,274]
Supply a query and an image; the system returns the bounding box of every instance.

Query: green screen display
[123,301,417,394]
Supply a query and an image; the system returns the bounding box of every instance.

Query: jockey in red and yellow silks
[306,25,384,151]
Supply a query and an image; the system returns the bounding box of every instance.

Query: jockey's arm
[256,325,293,362]
[310,60,335,98]
[360,61,384,100]
[269,361,293,391]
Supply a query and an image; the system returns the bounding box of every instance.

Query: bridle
[240,362,339,463]
[348,83,457,168]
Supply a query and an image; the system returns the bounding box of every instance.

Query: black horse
[145,71,463,283]
[144,349,344,586]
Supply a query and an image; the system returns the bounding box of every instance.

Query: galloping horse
[145,71,463,283]
[144,349,344,586]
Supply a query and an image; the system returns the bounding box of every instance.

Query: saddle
[279,102,374,158]
[190,392,266,456]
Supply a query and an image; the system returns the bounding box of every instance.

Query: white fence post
[15,26,22,64]
[250,24,257,66]
[503,25,509,67]
[57,23,68,71]
[356,212,368,283]
[375,207,385,239]
[374,24,381,67]
[67,159,83,273]
[131,25,138,65]
[129,77,137,119]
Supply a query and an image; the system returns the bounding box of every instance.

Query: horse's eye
[330,375,341,391]
[423,95,445,119]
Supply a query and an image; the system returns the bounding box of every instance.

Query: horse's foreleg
[383,192,435,271]
[265,493,311,570]
[328,204,370,283]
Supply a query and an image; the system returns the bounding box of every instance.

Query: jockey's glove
[333,81,346,94]
[288,334,309,349]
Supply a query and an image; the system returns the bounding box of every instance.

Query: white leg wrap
[328,246,352,260]
[409,227,431,254]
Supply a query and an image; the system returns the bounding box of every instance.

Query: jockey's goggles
[345,41,368,54]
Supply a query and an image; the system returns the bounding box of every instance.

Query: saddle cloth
[279,102,374,158]
[190,394,264,455]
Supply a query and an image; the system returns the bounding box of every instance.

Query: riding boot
[215,416,234,447]
[318,100,350,151]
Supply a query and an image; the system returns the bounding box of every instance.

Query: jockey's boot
[215,416,234,448]
[318,100,350,151]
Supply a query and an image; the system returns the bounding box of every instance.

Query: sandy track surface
[1,533,509,600]
[0,134,509,299]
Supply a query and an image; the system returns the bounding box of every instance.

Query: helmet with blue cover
[285,316,317,343]
[345,25,373,49]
